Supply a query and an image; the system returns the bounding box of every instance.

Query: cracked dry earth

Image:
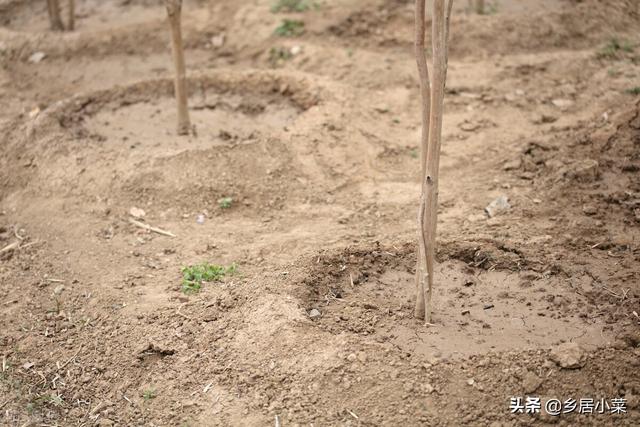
[0,0,639,426]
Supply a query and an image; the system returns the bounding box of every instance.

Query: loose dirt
[1,0,639,426]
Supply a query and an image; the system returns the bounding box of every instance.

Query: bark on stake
[47,0,64,31]
[165,0,191,135]
[414,0,453,324]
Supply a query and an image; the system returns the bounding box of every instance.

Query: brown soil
[1,0,639,426]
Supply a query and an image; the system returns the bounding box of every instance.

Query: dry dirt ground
[1,0,640,426]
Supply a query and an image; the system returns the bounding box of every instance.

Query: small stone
[129,207,146,218]
[533,114,558,124]
[466,378,475,386]
[308,308,321,319]
[568,159,599,183]
[28,51,46,63]
[550,342,585,369]
[290,45,302,56]
[582,204,598,216]
[459,121,481,132]
[53,285,65,295]
[522,372,542,393]
[211,33,225,47]
[346,353,357,362]
[551,99,574,109]
[612,340,629,350]
[502,158,522,171]
[485,195,511,218]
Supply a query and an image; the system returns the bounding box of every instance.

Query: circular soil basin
[5,69,332,209]
[301,244,611,361]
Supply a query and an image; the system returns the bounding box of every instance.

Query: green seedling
[271,0,317,13]
[218,196,233,209]
[181,263,238,293]
[275,19,305,37]
[143,388,157,401]
[626,86,640,95]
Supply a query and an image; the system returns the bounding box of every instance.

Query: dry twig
[129,218,176,237]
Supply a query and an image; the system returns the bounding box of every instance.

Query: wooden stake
[68,0,75,31]
[165,0,191,135]
[415,0,453,323]
[47,0,64,31]
[414,0,430,320]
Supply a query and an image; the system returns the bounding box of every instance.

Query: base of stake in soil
[414,0,453,324]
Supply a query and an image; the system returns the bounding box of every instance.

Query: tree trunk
[47,0,64,31]
[165,0,191,135]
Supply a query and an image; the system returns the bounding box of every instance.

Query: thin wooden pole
[415,0,453,324]
[68,0,75,31]
[414,0,430,320]
[47,0,64,31]
[165,0,191,135]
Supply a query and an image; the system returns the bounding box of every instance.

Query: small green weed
[271,0,317,13]
[35,394,64,407]
[218,196,233,209]
[143,388,157,401]
[598,38,634,59]
[181,263,238,293]
[626,86,640,95]
[275,19,305,37]
[269,46,293,67]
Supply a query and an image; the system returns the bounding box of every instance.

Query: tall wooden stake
[414,0,453,324]
[47,0,64,31]
[414,0,430,320]
[165,0,191,135]
[68,0,75,31]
